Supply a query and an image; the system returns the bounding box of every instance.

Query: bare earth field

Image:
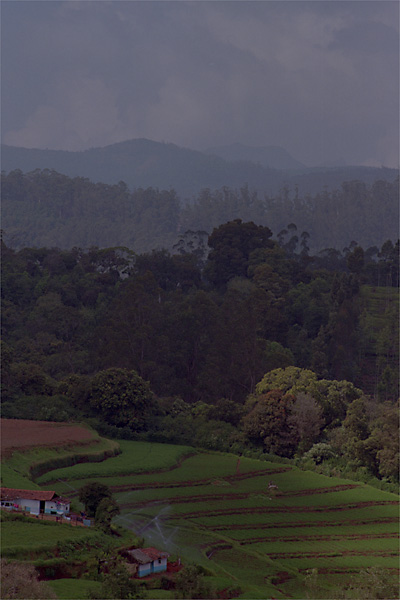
[1,419,95,457]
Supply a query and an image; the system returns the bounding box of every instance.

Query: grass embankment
[1,423,120,488]
[36,439,194,485]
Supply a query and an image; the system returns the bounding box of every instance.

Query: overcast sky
[1,1,399,167]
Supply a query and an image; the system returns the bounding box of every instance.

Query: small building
[0,487,70,516]
[122,547,169,578]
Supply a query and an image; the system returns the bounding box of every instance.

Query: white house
[0,487,70,516]
[123,547,169,577]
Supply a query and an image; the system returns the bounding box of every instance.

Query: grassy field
[1,433,399,599]
[48,578,102,600]
[1,517,102,557]
[1,433,120,485]
[34,439,399,599]
[36,439,194,484]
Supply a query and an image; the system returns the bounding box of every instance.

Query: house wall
[137,562,152,577]
[15,498,41,513]
[1,497,70,515]
[44,500,70,514]
[152,558,168,573]
[137,558,167,577]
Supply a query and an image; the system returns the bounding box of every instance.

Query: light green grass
[2,433,119,484]
[0,464,41,489]
[221,522,399,541]
[274,554,400,570]
[191,513,399,531]
[48,578,102,599]
[279,484,397,507]
[208,546,286,598]
[1,519,102,556]
[249,536,398,554]
[189,503,399,527]
[47,450,281,496]
[36,440,194,484]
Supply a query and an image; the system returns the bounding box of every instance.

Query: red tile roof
[0,487,69,502]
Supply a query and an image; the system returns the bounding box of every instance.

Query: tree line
[1,219,398,485]
[1,169,399,254]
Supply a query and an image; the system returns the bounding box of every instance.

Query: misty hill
[1,140,397,199]
[205,142,306,170]
[1,140,281,199]
[1,169,398,254]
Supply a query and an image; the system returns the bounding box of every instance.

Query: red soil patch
[1,419,95,458]
[166,560,183,574]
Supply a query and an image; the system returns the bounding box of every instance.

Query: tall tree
[205,219,273,287]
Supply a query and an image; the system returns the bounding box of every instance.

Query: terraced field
[38,442,399,599]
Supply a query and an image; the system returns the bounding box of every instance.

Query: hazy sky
[1,1,399,167]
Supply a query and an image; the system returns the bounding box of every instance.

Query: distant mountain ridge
[204,142,307,170]
[1,139,397,199]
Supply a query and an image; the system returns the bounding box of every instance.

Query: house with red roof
[121,547,169,577]
[0,487,70,516]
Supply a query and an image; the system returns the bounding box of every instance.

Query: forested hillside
[1,169,399,253]
[1,220,398,486]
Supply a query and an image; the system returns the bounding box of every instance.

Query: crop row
[36,440,193,484]
[199,517,399,531]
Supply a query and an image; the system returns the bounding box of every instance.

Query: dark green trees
[89,368,156,430]
[78,482,112,518]
[205,219,274,286]
[242,390,297,456]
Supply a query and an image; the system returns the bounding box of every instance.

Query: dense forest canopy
[1,169,399,253]
[1,217,399,484]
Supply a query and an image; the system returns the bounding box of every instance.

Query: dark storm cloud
[1,0,398,167]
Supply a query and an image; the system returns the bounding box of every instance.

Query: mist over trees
[1,169,398,254]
